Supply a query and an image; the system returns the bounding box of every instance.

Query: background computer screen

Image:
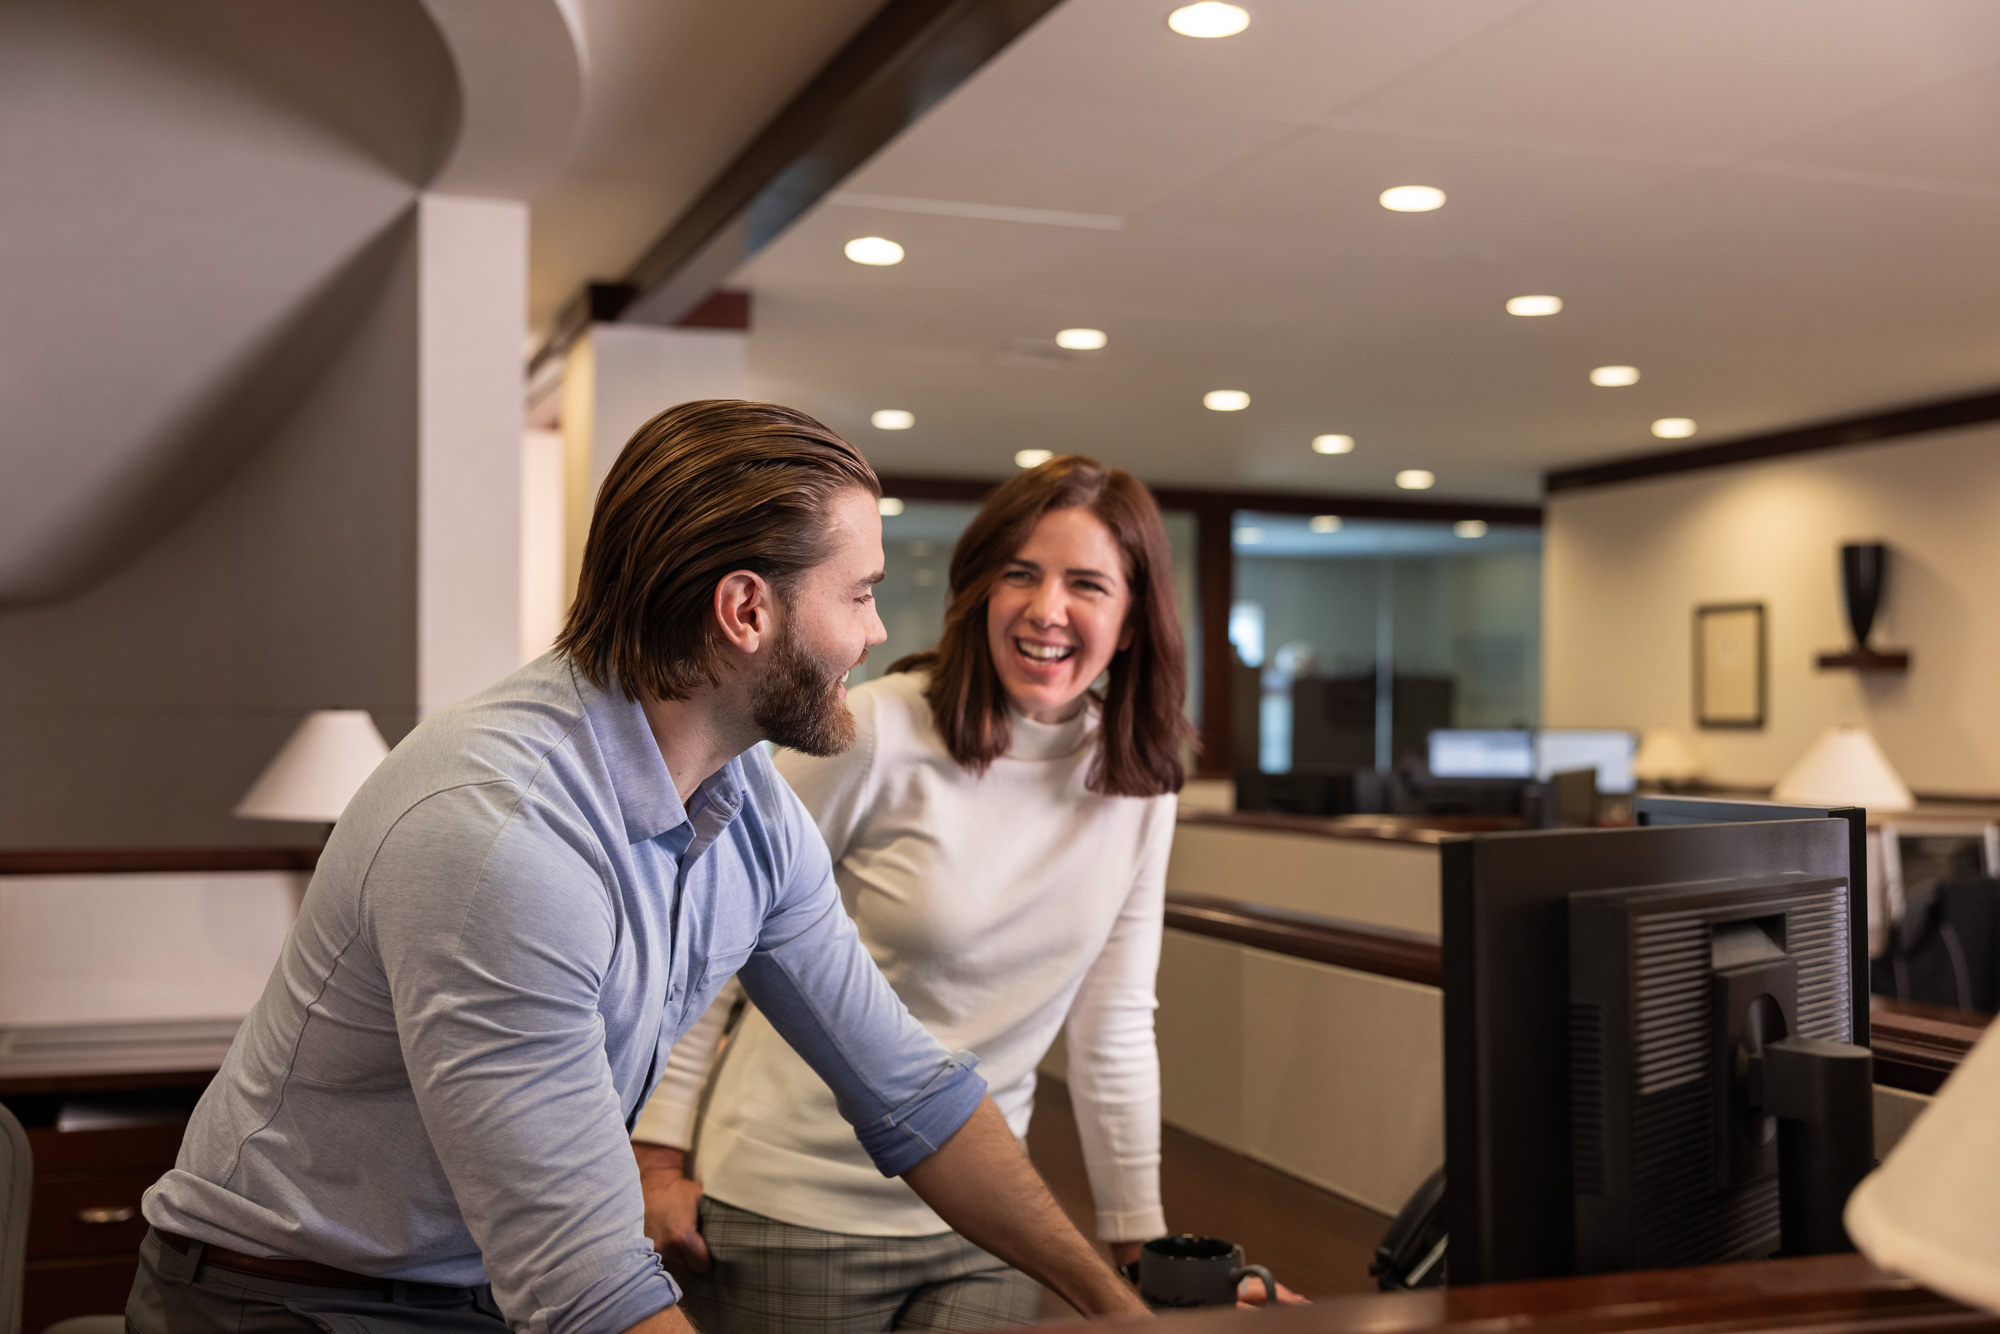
[1428,730,1534,778]
[1536,729,1637,794]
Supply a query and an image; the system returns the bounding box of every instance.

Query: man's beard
[751,619,858,757]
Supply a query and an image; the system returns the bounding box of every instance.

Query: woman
[632,454,1192,1331]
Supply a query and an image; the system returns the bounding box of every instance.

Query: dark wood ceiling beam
[1545,383,2000,495]
[531,0,1066,375]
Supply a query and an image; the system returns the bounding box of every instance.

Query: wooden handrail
[1870,995,1991,1094]
[1164,893,1442,987]
[1163,897,1990,1090]
[0,847,320,875]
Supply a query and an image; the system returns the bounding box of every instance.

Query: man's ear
[713,571,777,656]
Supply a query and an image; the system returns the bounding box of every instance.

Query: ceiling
[525,0,886,342]
[732,0,2000,501]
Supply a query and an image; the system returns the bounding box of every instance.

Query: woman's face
[983,506,1134,725]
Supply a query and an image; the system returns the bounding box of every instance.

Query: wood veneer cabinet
[1,1071,211,1334]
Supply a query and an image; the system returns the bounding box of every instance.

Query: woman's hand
[633,1143,710,1274]
[1237,1276,1308,1307]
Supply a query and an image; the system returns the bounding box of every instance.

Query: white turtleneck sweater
[634,670,1174,1242]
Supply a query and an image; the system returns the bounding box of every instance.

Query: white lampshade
[1632,729,1703,784]
[236,710,390,823]
[1848,1024,2000,1311]
[1770,726,1913,812]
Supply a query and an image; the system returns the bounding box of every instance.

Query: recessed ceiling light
[1167,2,1249,38]
[877,497,905,517]
[1379,185,1445,213]
[1396,469,1436,490]
[1651,417,1697,439]
[1505,295,1562,317]
[1234,526,1265,544]
[1056,327,1107,350]
[1204,390,1250,411]
[871,409,914,430]
[1309,515,1342,533]
[1311,434,1354,455]
[1453,519,1488,539]
[845,236,904,266]
[1015,448,1054,468]
[1590,365,1640,387]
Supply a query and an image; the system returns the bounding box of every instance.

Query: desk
[1025,1253,1995,1333]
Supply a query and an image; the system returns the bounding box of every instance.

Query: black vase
[1841,542,1887,649]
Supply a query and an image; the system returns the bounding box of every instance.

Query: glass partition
[1229,513,1541,775]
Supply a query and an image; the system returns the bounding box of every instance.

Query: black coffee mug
[1138,1234,1277,1309]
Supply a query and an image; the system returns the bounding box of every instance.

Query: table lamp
[1848,1024,2000,1312]
[1770,725,1913,811]
[1632,729,1702,789]
[235,709,390,831]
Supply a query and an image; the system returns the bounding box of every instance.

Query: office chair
[2,1102,28,1334]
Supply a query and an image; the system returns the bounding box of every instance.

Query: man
[132,401,1148,1333]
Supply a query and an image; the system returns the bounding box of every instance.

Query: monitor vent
[1633,917,1709,1093]
[1620,881,1849,1268]
[1570,1002,1606,1195]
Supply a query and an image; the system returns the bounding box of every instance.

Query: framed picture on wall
[1695,602,1766,729]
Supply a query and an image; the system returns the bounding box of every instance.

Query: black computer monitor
[1442,817,1868,1285]
[1635,795,1868,1046]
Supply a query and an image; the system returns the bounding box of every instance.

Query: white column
[559,322,748,599]
[417,192,526,717]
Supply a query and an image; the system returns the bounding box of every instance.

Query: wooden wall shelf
[1817,648,1910,672]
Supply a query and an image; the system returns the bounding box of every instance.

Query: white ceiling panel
[737,0,2000,500]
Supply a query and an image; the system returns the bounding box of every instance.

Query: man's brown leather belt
[157,1229,394,1293]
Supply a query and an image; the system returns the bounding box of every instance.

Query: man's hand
[633,1143,710,1274]
[903,1098,1149,1319]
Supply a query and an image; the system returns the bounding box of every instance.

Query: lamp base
[1815,648,1909,672]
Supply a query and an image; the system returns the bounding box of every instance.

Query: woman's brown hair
[892,455,1193,797]
[556,399,879,701]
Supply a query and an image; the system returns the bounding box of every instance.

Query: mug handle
[1232,1264,1277,1306]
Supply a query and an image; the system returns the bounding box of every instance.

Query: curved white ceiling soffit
[421,0,589,199]
[0,0,586,606]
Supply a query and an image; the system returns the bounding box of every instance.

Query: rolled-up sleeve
[736,789,987,1177]
[370,791,678,1334]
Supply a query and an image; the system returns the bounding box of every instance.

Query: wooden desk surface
[1029,1254,1993,1333]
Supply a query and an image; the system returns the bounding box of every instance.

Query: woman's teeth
[1017,640,1074,663]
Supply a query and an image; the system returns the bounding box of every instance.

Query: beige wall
[1545,423,2000,796]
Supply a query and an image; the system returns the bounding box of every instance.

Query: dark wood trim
[875,475,1545,525]
[873,474,1000,504]
[0,848,319,876]
[1545,384,2000,495]
[1152,486,1542,527]
[1179,808,1525,845]
[0,1068,218,1098]
[1164,892,1442,987]
[1870,995,1989,1095]
[532,0,1067,371]
[1194,502,1235,777]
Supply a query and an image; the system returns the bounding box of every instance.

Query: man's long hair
[557,400,879,700]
